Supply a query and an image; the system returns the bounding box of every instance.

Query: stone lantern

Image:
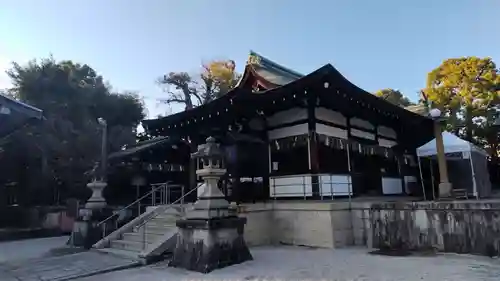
[85,117,109,210]
[68,117,112,248]
[169,136,252,273]
[187,136,230,219]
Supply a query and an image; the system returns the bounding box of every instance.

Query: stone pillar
[169,137,252,273]
[429,109,452,199]
[434,121,452,198]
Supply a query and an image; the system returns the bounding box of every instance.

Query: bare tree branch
[157,60,240,112]
[159,98,187,104]
[191,91,203,106]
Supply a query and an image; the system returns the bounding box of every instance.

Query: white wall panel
[316,124,348,139]
[319,174,353,196]
[315,108,347,126]
[270,175,313,197]
[350,117,374,130]
[350,128,376,140]
[377,125,397,139]
[382,177,403,195]
[378,138,398,148]
[267,108,307,127]
[268,123,308,140]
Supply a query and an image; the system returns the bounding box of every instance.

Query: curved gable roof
[237,51,304,89]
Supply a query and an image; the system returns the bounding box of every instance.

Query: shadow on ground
[369,247,438,257]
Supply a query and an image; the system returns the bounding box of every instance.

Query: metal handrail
[96,181,171,227]
[270,176,354,201]
[136,182,205,251]
[134,182,203,231]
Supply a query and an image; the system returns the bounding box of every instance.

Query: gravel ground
[77,246,500,281]
[1,238,499,281]
[0,236,69,262]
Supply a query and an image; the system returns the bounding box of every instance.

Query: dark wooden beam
[307,92,320,198]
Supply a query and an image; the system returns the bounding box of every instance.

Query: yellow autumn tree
[422,57,500,141]
[201,60,240,100]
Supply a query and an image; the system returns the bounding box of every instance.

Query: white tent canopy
[416,132,491,200]
[416,132,488,157]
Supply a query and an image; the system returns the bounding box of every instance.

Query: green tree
[375,88,414,107]
[2,57,145,205]
[423,57,500,142]
[158,59,240,111]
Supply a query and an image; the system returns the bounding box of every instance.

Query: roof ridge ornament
[247,54,261,66]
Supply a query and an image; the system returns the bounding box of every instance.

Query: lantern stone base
[68,208,113,249]
[186,196,232,219]
[169,217,252,273]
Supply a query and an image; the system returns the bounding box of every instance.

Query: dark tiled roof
[0,94,42,119]
[405,104,428,116]
[108,136,174,160]
[0,93,43,137]
[247,51,303,86]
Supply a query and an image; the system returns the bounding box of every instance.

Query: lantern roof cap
[191,136,223,159]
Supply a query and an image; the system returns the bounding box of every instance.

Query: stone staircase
[94,207,183,263]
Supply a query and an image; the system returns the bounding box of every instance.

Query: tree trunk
[465,106,474,141]
[182,85,193,110]
[448,109,460,135]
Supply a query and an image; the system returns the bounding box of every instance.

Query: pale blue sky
[1,0,499,118]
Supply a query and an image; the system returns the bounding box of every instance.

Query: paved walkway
[0,251,140,281]
[0,237,140,281]
[0,236,69,263]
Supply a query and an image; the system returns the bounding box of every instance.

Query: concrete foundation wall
[271,203,335,248]
[237,203,273,246]
[349,203,373,247]
[198,199,500,258]
[237,200,500,258]
[371,201,500,256]
[238,202,358,248]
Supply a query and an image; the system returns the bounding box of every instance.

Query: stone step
[122,232,164,243]
[154,214,181,221]
[143,222,177,230]
[144,221,177,229]
[132,225,175,236]
[149,217,178,225]
[110,239,151,252]
[95,248,141,260]
[158,208,183,215]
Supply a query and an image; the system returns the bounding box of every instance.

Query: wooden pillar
[262,120,271,202]
[188,137,198,202]
[346,117,355,196]
[307,95,320,199]
[373,124,382,196]
[396,153,405,195]
[233,145,241,204]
